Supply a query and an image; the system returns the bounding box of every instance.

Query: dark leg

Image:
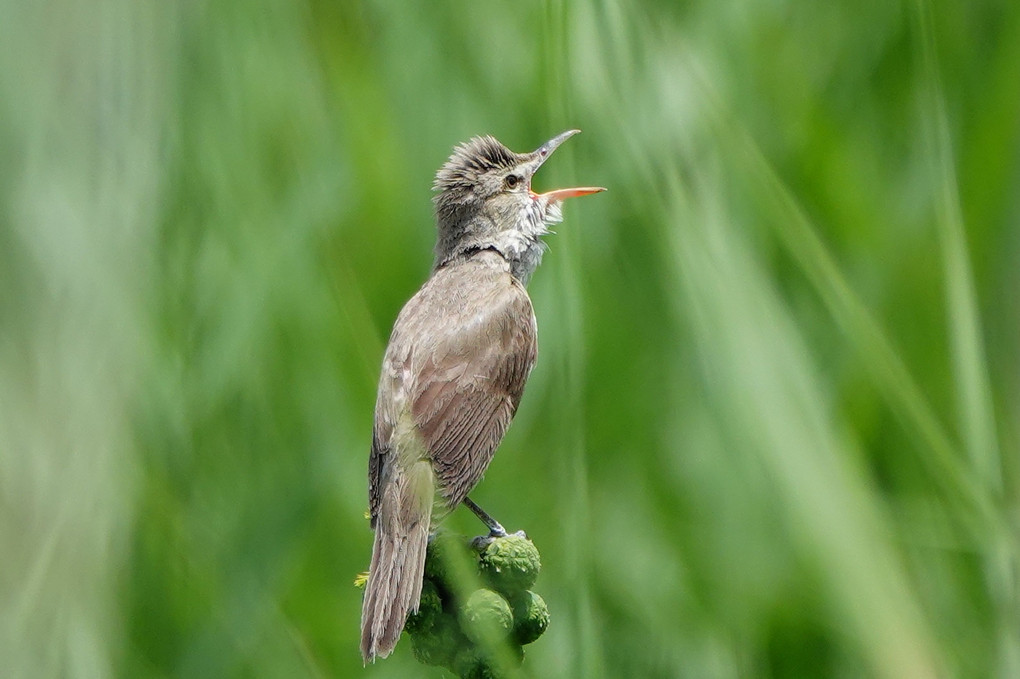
[463,496,507,537]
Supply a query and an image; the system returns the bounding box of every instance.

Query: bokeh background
[2,0,1018,677]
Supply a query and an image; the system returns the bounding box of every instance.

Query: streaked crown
[432,136,526,221]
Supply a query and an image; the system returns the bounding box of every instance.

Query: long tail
[360,460,434,662]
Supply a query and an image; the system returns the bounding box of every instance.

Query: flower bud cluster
[406,533,549,678]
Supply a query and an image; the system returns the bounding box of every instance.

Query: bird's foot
[470,528,528,550]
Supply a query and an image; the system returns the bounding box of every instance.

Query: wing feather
[369,255,537,519]
[412,270,536,505]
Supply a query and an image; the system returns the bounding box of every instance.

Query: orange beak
[532,186,606,202]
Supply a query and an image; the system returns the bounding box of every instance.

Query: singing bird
[360,130,604,662]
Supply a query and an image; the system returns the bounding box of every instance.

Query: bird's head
[432,130,604,281]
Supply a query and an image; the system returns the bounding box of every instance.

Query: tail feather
[360,461,433,662]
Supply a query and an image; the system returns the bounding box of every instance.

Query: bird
[359,130,604,662]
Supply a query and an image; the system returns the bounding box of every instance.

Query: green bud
[405,579,442,635]
[410,613,461,667]
[510,590,549,645]
[460,589,513,647]
[479,535,541,595]
[451,642,525,678]
[451,647,497,679]
[425,532,480,596]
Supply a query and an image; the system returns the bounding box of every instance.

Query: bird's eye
[504,174,520,189]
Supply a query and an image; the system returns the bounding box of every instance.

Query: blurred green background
[1,0,1018,677]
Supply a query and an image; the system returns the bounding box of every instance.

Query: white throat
[496,199,563,285]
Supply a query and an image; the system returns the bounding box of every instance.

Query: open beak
[534,186,606,202]
[529,129,607,203]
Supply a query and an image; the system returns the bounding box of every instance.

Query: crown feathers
[433,135,520,193]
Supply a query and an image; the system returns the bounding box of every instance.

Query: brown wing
[413,280,536,505]
[369,255,537,517]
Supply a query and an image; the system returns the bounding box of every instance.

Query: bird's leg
[463,496,507,538]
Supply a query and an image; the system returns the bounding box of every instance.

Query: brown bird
[359,130,604,662]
